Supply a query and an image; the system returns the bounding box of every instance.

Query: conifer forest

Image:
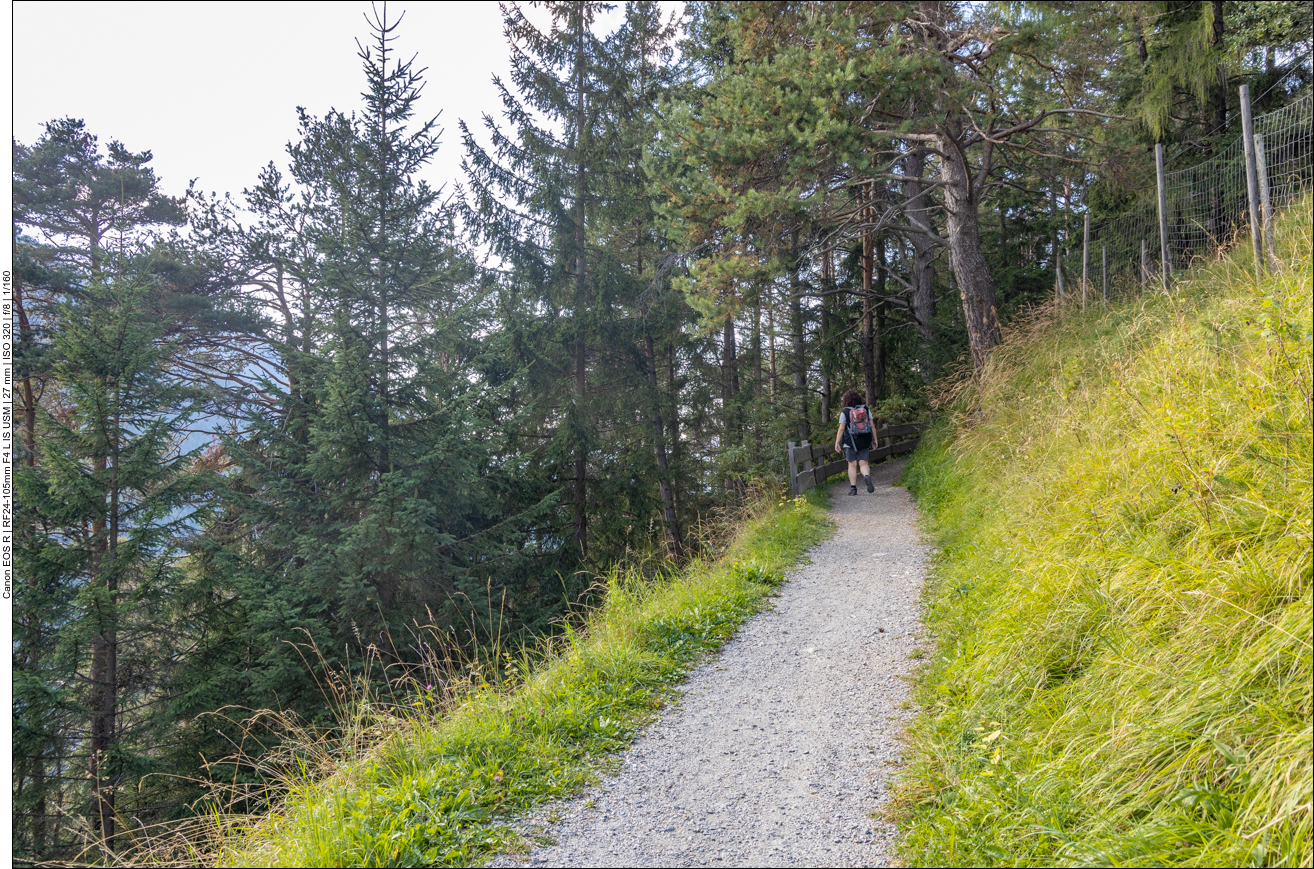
[10,1,1312,861]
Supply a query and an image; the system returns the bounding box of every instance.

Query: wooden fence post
[1240,84,1266,277]
[1255,132,1277,265]
[787,441,796,497]
[1155,142,1171,292]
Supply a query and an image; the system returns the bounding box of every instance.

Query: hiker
[834,390,875,495]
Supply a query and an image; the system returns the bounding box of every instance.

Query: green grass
[213,489,833,867]
[894,203,1312,867]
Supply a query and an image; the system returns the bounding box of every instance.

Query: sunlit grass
[208,488,833,867]
[894,201,1312,867]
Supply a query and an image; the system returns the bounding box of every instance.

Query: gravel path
[494,458,928,868]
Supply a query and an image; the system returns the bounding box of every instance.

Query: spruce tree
[462,1,684,564]
[182,8,531,733]
[11,122,216,860]
[14,271,212,857]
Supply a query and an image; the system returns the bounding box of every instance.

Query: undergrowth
[895,201,1312,867]
[185,487,834,867]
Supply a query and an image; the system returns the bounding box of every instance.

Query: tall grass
[181,487,834,867]
[895,202,1312,867]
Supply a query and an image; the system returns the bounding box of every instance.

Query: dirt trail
[496,458,928,868]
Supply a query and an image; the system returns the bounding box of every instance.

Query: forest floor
[492,458,929,868]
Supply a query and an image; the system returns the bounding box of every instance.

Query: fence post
[1240,85,1267,277]
[1082,212,1090,311]
[1102,244,1108,305]
[1254,132,1276,266]
[1155,142,1171,292]
[787,441,796,497]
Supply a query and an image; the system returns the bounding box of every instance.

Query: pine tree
[463,1,684,564]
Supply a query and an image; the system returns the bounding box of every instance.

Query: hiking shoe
[849,485,858,496]
[865,475,874,493]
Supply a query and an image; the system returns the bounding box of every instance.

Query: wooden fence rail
[787,422,926,497]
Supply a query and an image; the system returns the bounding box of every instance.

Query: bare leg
[848,461,859,486]
[859,459,874,492]
[858,460,871,478]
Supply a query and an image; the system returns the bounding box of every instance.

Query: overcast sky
[12,1,682,207]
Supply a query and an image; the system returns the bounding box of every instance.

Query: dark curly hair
[840,389,863,409]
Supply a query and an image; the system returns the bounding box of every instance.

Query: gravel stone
[492,458,928,868]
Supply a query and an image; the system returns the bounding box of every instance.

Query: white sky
[12,1,681,206]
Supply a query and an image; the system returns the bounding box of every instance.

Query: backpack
[846,405,873,441]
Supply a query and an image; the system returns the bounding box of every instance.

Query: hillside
[896,203,1313,867]
[210,492,832,867]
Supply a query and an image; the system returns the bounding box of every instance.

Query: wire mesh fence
[1065,92,1312,304]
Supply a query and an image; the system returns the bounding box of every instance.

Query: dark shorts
[844,445,870,462]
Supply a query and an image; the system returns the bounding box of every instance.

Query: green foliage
[10,115,236,861]
[13,273,215,860]
[1128,0,1313,142]
[181,7,507,732]
[461,1,697,565]
[872,394,930,426]
[215,488,832,867]
[12,117,187,270]
[894,201,1313,866]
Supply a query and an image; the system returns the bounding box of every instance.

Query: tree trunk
[374,15,393,474]
[766,283,777,404]
[723,314,742,496]
[89,446,117,848]
[572,9,588,560]
[722,314,739,441]
[752,292,763,456]
[13,276,47,854]
[645,334,684,560]
[378,254,391,472]
[861,190,877,407]
[1209,0,1227,136]
[14,272,38,465]
[90,634,117,848]
[666,347,680,453]
[27,749,47,857]
[1206,0,1228,242]
[938,130,1001,368]
[280,266,310,447]
[819,255,832,424]
[876,234,887,400]
[752,292,763,398]
[665,345,683,546]
[903,148,937,345]
[789,226,808,440]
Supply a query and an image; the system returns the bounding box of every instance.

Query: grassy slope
[216,489,833,867]
[896,205,1312,867]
